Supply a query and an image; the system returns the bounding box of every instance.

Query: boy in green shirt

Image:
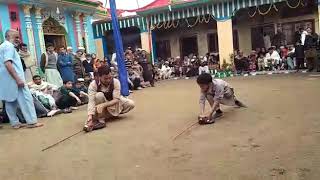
[56,80,81,113]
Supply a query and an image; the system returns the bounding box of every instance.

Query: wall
[95,38,104,60]
[235,8,319,55]
[0,3,11,37]
[154,22,217,58]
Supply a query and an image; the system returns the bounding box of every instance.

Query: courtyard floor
[0,73,320,180]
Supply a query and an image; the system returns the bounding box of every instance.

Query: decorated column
[83,14,90,53]
[22,5,37,62]
[217,19,234,66]
[75,12,84,49]
[35,7,46,54]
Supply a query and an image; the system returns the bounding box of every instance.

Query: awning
[93,16,147,38]
[149,0,286,24]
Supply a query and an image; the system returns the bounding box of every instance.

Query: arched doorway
[42,17,67,50]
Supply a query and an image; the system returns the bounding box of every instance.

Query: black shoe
[235,100,247,108]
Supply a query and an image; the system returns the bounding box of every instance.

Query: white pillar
[35,7,46,54]
[83,14,90,53]
[217,19,234,66]
[74,12,84,49]
[22,5,37,63]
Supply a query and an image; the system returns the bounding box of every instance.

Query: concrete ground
[0,73,320,180]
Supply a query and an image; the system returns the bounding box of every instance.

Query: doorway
[156,40,171,60]
[180,36,198,58]
[42,17,67,51]
[44,35,66,50]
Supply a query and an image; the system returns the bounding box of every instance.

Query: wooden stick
[42,129,84,152]
[172,121,199,141]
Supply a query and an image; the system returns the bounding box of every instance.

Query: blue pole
[109,0,129,96]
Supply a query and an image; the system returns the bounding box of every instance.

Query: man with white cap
[160,61,172,79]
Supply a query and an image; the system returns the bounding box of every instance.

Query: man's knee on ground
[127,99,135,110]
[95,92,106,105]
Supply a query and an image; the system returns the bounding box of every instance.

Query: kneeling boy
[197,73,246,124]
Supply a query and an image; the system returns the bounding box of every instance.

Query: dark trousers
[306,57,316,71]
[296,58,305,70]
[129,78,141,90]
[56,95,77,109]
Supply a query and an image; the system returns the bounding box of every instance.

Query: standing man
[197,73,246,124]
[0,29,43,128]
[40,43,63,87]
[18,43,35,83]
[84,66,135,132]
[58,46,74,82]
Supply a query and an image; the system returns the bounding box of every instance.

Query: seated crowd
[0,45,151,123]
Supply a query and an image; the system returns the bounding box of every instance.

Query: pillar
[197,33,208,56]
[237,22,252,54]
[317,2,320,34]
[75,12,84,49]
[140,31,151,53]
[82,14,90,53]
[35,7,46,54]
[217,19,234,66]
[83,15,96,54]
[22,5,37,63]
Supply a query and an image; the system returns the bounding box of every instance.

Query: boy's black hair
[63,80,73,85]
[32,75,41,80]
[197,73,212,84]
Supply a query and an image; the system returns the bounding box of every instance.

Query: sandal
[12,124,27,129]
[63,108,72,114]
[27,123,44,128]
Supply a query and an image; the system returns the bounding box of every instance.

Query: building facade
[93,0,320,65]
[0,0,107,63]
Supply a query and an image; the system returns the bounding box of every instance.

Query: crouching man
[84,66,135,132]
[197,73,246,124]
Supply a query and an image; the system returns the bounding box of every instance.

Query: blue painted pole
[102,36,109,58]
[109,0,129,96]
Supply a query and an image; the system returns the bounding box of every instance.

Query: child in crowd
[257,53,265,71]
[248,51,257,72]
[73,79,89,104]
[83,54,94,78]
[128,67,143,90]
[56,80,82,113]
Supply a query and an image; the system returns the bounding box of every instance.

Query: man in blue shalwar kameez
[58,46,75,82]
[0,29,43,129]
